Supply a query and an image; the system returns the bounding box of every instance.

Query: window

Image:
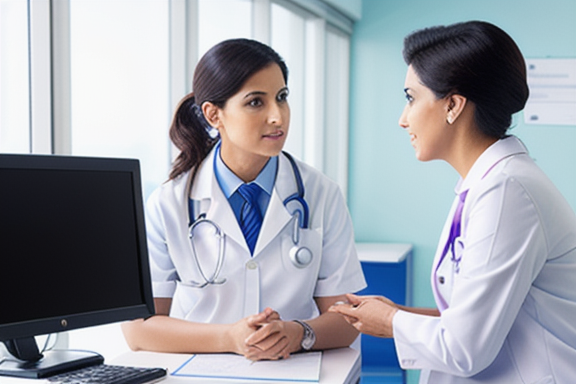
[3,0,352,197]
[324,26,350,193]
[0,0,31,153]
[270,2,307,162]
[198,0,252,57]
[69,0,171,197]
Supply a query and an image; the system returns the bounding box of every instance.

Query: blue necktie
[237,183,263,254]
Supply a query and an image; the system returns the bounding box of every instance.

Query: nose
[268,102,285,126]
[398,105,409,129]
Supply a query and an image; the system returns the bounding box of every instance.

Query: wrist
[293,320,316,351]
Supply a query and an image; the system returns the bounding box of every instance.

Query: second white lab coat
[145,147,366,324]
[393,136,576,384]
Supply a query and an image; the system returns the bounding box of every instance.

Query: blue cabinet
[356,243,413,384]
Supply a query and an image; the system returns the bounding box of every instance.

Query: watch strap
[293,319,316,351]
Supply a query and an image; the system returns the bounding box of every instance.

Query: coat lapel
[190,148,246,252]
[254,154,296,255]
[189,150,299,256]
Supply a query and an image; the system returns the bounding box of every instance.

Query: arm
[308,295,361,349]
[121,298,279,356]
[244,294,360,359]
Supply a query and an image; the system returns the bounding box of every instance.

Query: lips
[263,130,284,138]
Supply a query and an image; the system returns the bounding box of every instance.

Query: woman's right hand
[329,293,399,338]
[228,307,282,358]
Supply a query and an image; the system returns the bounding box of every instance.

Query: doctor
[330,21,576,383]
[122,38,366,361]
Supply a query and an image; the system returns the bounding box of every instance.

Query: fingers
[246,307,280,328]
[244,343,289,361]
[345,293,362,305]
[243,328,291,361]
[244,320,284,347]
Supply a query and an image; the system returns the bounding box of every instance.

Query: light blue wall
[322,0,362,20]
[349,0,576,313]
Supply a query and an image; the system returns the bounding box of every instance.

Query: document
[171,351,322,382]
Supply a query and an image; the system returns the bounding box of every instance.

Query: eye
[404,92,414,104]
[247,97,263,108]
[277,88,289,103]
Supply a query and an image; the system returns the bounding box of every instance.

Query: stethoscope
[185,152,312,288]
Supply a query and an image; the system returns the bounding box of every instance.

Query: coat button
[438,276,445,284]
[246,261,258,270]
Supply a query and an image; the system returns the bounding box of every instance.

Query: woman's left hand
[328,293,398,338]
[243,318,303,361]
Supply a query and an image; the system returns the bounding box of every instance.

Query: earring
[447,115,454,124]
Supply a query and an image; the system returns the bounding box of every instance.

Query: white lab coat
[393,136,576,384]
[145,147,366,324]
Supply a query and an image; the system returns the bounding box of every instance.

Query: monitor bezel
[0,153,155,343]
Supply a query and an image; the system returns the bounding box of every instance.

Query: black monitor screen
[0,154,154,378]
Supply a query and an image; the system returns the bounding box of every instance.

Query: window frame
[20,0,353,188]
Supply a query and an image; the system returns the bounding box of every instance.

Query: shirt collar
[456,135,528,194]
[213,142,277,198]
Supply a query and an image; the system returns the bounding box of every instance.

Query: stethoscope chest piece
[290,245,313,268]
[287,209,313,268]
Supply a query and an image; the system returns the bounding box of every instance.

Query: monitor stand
[1,337,103,379]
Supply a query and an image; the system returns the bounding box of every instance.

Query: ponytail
[167,38,288,180]
[168,93,218,180]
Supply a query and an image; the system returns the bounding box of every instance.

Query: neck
[450,132,498,179]
[219,147,269,183]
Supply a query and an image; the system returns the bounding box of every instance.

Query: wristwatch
[293,320,316,351]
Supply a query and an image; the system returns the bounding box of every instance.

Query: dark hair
[169,38,288,180]
[402,21,529,139]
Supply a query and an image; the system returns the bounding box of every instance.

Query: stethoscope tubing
[185,151,311,287]
[187,216,226,287]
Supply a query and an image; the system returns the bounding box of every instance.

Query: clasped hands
[232,307,303,361]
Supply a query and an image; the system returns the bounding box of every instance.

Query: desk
[1,348,360,384]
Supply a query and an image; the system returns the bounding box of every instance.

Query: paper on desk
[171,351,322,382]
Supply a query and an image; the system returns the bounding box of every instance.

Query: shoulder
[281,153,339,192]
[147,170,191,208]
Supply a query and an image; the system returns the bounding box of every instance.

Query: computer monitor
[0,154,155,379]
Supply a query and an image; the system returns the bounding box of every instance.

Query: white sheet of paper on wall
[524,58,576,126]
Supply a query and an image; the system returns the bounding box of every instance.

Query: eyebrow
[242,86,289,99]
[243,91,266,99]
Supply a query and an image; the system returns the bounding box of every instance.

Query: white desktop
[2,347,360,384]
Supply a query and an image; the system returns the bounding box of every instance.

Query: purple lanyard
[433,190,468,311]
[439,189,469,270]
[433,152,518,311]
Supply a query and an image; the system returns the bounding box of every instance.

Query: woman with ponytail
[122,38,366,361]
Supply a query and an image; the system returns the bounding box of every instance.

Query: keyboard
[46,364,167,384]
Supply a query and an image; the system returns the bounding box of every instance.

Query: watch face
[302,334,315,350]
[295,320,316,350]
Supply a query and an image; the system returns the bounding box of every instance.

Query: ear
[202,102,221,128]
[446,94,467,125]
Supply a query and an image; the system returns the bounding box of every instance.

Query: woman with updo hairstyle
[122,38,366,361]
[331,21,576,383]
